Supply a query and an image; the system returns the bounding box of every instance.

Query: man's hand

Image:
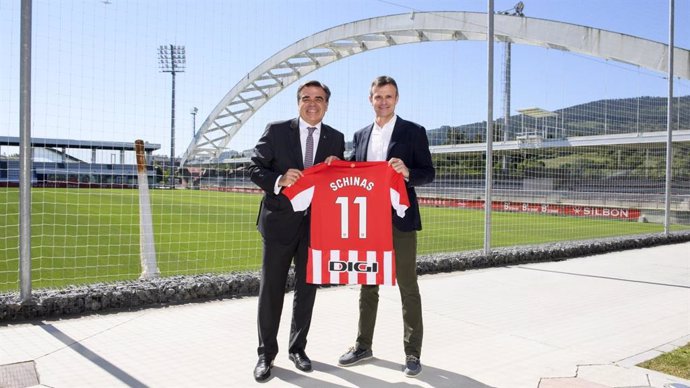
[278,168,303,187]
[388,157,409,179]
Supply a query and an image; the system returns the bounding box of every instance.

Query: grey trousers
[355,227,423,358]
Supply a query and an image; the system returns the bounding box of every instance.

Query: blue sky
[1,0,689,162]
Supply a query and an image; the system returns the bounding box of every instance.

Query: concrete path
[1,242,689,388]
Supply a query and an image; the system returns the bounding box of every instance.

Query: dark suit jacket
[350,116,435,232]
[249,118,345,244]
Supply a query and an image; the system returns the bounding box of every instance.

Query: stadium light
[191,107,198,138]
[158,44,186,188]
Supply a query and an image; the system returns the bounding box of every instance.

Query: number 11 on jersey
[335,196,367,239]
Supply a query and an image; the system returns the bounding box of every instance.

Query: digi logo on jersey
[328,261,379,273]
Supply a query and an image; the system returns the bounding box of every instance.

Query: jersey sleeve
[286,186,314,212]
[389,167,411,219]
[390,188,409,218]
[280,164,326,212]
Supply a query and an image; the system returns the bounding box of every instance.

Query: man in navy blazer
[249,80,345,381]
[338,76,435,378]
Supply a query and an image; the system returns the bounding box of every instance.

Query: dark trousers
[256,221,316,359]
[355,227,423,358]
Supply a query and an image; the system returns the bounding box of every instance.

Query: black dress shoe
[288,350,312,372]
[254,355,273,382]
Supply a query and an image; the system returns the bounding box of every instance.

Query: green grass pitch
[0,188,683,292]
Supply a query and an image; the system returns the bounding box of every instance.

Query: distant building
[0,136,161,188]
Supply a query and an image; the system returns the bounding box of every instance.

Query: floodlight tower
[158,44,186,188]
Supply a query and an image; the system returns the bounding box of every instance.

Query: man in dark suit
[337,75,435,378]
[249,80,345,382]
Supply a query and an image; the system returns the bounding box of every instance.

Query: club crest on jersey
[328,261,379,273]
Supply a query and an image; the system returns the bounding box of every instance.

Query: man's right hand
[279,168,304,187]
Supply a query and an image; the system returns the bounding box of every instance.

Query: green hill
[427,95,690,144]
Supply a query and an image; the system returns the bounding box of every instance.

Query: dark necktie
[304,127,316,168]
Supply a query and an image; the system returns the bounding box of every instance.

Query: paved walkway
[1,242,689,388]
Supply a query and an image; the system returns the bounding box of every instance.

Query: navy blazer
[249,118,345,244]
[350,116,435,232]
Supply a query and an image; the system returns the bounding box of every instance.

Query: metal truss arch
[181,11,690,166]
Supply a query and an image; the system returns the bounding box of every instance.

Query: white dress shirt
[367,115,396,162]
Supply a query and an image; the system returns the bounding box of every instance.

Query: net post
[135,139,160,279]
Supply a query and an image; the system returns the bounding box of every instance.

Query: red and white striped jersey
[282,160,410,285]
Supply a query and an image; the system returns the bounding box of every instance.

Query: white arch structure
[180,11,690,166]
